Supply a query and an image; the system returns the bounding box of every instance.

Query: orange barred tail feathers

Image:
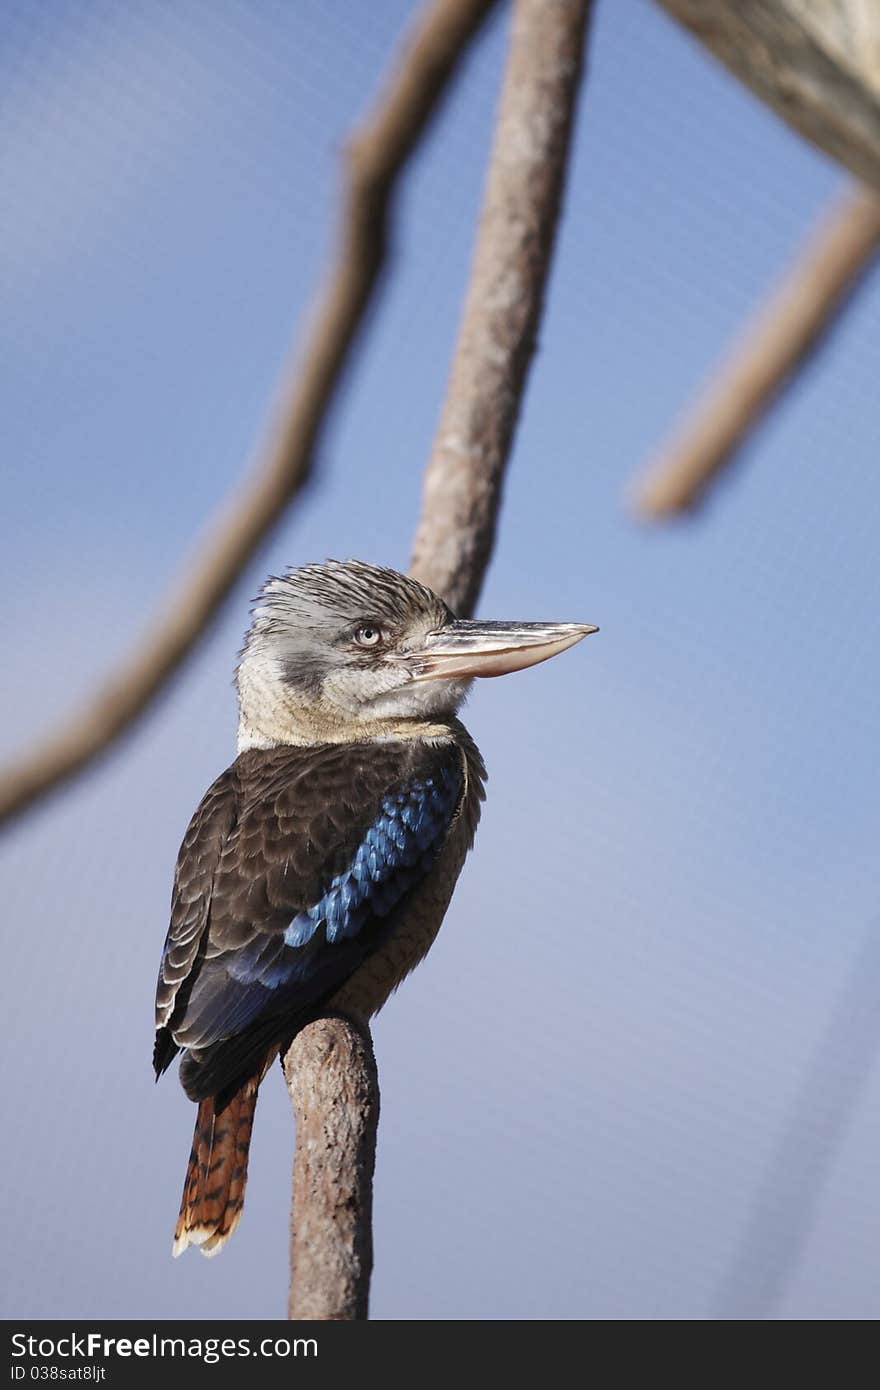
[173,1079,259,1258]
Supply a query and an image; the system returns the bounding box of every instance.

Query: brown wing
[154,740,465,1096]
[155,767,237,1039]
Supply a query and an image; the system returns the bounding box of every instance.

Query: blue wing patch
[284,763,461,949]
[217,760,462,1015]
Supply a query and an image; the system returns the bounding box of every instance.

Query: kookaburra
[154,560,595,1255]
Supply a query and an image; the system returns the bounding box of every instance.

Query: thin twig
[633,184,880,520]
[410,0,594,616]
[0,0,499,831]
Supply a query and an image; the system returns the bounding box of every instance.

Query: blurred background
[2,0,879,1321]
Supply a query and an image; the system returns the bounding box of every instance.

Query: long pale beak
[403,619,598,681]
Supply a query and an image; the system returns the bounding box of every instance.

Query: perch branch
[284,1018,379,1321]
[0,0,499,831]
[410,0,593,616]
[285,0,594,1323]
[632,183,880,520]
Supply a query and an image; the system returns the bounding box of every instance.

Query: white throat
[235,648,467,751]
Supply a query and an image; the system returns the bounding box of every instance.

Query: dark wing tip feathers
[153,1028,178,1079]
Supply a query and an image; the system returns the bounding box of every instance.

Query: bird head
[236,559,596,749]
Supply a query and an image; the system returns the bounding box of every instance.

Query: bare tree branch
[284,0,594,1324]
[632,183,880,521]
[0,0,499,832]
[410,0,593,616]
[284,1017,379,1321]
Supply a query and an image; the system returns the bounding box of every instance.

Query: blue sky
[2,0,879,1320]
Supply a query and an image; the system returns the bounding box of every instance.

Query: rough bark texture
[0,0,499,832]
[284,1019,379,1321]
[410,0,594,618]
[656,0,880,190]
[633,183,880,519]
[285,0,594,1323]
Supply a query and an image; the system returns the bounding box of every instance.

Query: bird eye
[354,624,383,648]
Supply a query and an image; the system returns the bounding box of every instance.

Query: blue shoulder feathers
[283,763,461,949]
